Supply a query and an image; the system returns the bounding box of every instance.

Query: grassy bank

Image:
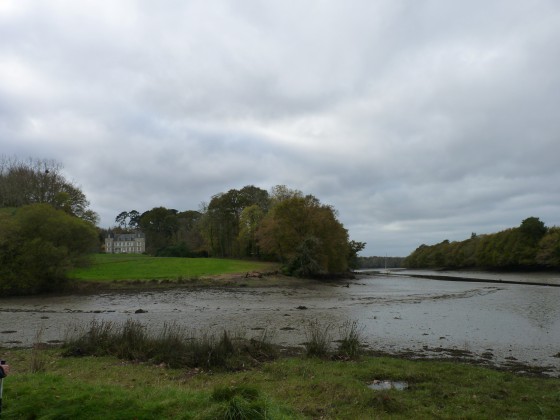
[1,348,559,419]
[70,254,279,284]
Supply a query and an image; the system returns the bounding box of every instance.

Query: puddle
[368,380,408,391]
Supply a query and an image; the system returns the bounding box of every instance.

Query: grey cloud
[1,0,560,256]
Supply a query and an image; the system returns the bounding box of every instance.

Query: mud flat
[1,272,559,376]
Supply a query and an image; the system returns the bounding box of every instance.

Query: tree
[201,185,269,257]
[128,210,141,230]
[0,157,98,224]
[115,211,129,229]
[175,210,206,256]
[536,227,560,267]
[238,204,265,257]
[139,207,179,254]
[348,240,366,269]
[286,236,323,277]
[0,204,98,295]
[519,217,547,243]
[257,193,351,276]
[114,210,142,231]
[269,185,302,203]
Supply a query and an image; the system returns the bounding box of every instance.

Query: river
[1,270,559,375]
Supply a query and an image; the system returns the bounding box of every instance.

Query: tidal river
[1,271,559,376]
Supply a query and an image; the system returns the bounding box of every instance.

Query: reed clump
[63,319,278,371]
[336,319,365,359]
[304,319,332,357]
[304,319,365,360]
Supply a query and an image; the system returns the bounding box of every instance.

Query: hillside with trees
[404,217,560,270]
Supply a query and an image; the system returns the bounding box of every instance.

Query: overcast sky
[1,1,559,256]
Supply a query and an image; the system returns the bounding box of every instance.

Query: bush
[0,204,98,295]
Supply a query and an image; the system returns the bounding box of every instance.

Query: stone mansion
[104,232,146,254]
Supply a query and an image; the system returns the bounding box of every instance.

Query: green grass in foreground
[70,253,277,282]
[2,349,559,419]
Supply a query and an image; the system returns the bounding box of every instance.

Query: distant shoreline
[359,269,560,287]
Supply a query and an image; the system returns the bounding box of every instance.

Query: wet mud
[1,271,559,376]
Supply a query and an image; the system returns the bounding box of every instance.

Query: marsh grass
[64,320,278,371]
[304,320,332,357]
[304,319,365,360]
[3,348,560,419]
[30,326,47,373]
[335,320,364,359]
[246,329,279,362]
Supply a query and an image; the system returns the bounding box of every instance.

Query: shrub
[0,204,98,295]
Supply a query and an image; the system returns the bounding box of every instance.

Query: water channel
[1,270,559,375]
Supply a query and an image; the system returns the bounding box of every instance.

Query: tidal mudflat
[1,271,559,375]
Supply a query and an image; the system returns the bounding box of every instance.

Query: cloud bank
[2,0,559,255]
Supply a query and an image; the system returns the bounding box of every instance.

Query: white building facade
[105,232,146,254]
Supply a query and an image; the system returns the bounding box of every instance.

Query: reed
[335,320,364,359]
[64,320,279,371]
[304,319,332,357]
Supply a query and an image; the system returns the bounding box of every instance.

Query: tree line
[1,158,366,294]
[356,256,404,269]
[403,217,560,270]
[110,185,365,278]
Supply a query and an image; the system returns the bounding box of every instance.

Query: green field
[2,349,559,419]
[70,253,278,282]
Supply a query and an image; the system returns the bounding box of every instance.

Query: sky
[1,0,559,257]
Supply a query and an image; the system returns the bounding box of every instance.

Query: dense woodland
[109,184,365,277]
[0,158,364,295]
[404,217,560,270]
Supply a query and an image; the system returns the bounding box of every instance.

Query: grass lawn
[1,348,559,419]
[69,253,279,282]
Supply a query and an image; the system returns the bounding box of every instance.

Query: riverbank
[2,272,559,377]
[65,271,314,294]
[1,348,558,419]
